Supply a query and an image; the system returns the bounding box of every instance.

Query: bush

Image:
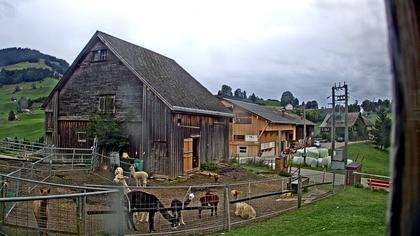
[8,110,16,121]
[200,161,218,171]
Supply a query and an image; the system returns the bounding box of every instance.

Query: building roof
[320,112,365,128]
[224,98,314,125]
[43,31,232,117]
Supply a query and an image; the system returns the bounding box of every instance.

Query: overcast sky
[0,0,392,106]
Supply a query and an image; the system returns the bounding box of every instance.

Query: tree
[17,97,29,111]
[249,93,257,103]
[372,109,392,150]
[242,90,247,99]
[305,100,319,109]
[31,83,37,90]
[348,101,361,112]
[8,110,16,121]
[217,84,233,97]
[280,91,299,107]
[87,114,129,152]
[13,85,21,93]
[234,88,243,98]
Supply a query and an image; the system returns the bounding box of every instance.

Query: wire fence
[0,141,337,235]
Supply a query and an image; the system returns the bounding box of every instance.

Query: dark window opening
[77,132,87,143]
[98,95,115,113]
[234,135,245,141]
[92,49,107,62]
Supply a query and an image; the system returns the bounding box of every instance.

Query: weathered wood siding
[141,87,229,178]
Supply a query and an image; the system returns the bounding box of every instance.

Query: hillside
[0,47,69,85]
[0,78,58,141]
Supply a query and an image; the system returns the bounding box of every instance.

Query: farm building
[320,112,370,141]
[220,98,314,158]
[42,31,232,178]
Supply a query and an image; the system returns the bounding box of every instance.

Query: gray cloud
[0,0,391,107]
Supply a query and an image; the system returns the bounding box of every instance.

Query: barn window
[239,146,247,153]
[77,132,87,143]
[92,49,107,62]
[98,95,115,113]
[234,135,245,141]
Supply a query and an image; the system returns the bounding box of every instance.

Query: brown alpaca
[32,188,50,235]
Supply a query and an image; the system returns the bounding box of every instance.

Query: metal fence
[0,141,337,235]
[0,173,119,235]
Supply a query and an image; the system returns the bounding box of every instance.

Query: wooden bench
[367,179,390,189]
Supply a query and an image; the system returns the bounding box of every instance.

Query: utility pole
[344,84,348,163]
[303,102,307,163]
[331,82,349,169]
[331,86,336,161]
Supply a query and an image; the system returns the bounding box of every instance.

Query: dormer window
[92,49,107,62]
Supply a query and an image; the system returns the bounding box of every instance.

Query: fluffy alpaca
[198,191,219,218]
[129,165,148,187]
[124,190,179,232]
[32,188,50,235]
[114,167,124,176]
[114,173,149,223]
[170,193,195,225]
[230,189,256,220]
[234,202,256,220]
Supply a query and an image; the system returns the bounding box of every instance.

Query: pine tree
[8,110,16,121]
[372,109,391,149]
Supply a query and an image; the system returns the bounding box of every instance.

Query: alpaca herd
[28,165,261,234]
[113,165,222,232]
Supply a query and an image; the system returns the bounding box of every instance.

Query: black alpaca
[170,193,195,225]
[198,191,219,218]
[124,191,179,233]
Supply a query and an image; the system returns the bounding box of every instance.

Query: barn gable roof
[224,98,314,125]
[43,31,232,117]
[320,112,364,128]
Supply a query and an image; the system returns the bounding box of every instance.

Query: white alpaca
[114,173,149,223]
[231,189,256,220]
[114,167,124,176]
[129,165,148,187]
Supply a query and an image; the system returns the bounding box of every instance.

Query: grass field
[217,187,388,236]
[0,78,58,141]
[348,143,390,176]
[0,59,51,70]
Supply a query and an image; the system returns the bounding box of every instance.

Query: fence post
[83,190,87,236]
[332,172,336,193]
[0,176,5,223]
[76,196,82,235]
[297,175,302,208]
[224,184,231,232]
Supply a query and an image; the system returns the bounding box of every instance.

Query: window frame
[91,49,107,62]
[76,131,87,143]
[98,95,116,113]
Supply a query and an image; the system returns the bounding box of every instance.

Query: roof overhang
[173,106,233,117]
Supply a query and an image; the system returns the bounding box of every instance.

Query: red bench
[367,179,390,189]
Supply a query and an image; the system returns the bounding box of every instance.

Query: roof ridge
[96,31,175,62]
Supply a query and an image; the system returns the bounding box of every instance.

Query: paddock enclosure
[0,140,337,235]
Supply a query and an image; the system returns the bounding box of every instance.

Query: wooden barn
[221,98,314,158]
[42,31,232,178]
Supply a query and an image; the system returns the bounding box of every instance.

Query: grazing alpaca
[170,193,195,225]
[231,189,256,220]
[129,165,148,187]
[32,188,50,235]
[124,191,179,232]
[198,191,219,218]
[114,173,149,223]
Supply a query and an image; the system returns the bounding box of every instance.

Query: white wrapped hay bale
[295,149,304,157]
[317,158,324,167]
[307,149,319,159]
[292,156,305,165]
[318,148,329,158]
[322,156,331,168]
[305,157,318,168]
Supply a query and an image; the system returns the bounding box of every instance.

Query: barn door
[152,142,167,175]
[183,138,193,173]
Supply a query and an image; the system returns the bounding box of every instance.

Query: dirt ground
[2,162,331,235]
